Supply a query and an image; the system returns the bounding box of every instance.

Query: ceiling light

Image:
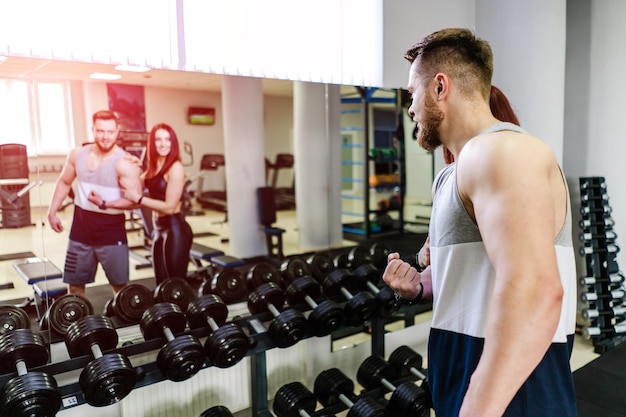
[114,65,151,73]
[89,72,122,80]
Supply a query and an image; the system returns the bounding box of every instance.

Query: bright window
[0,78,73,155]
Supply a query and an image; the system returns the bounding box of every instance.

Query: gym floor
[0,201,603,416]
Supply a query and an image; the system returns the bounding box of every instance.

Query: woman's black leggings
[152,213,193,285]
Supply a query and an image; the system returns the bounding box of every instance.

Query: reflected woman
[125,123,193,285]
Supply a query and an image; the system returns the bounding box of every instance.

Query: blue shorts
[63,239,129,286]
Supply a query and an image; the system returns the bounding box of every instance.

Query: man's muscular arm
[47,149,78,232]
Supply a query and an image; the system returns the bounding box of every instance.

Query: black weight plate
[65,315,118,358]
[307,253,335,283]
[45,294,94,336]
[333,252,350,269]
[0,329,49,373]
[211,269,246,304]
[268,308,308,348]
[247,262,282,291]
[388,345,424,378]
[344,291,376,325]
[205,323,249,368]
[103,298,115,317]
[140,302,187,341]
[200,405,235,417]
[350,396,385,417]
[187,294,229,330]
[79,353,136,407]
[112,283,155,324]
[1,372,62,417]
[386,382,430,417]
[280,258,311,283]
[369,242,390,270]
[156,334,205,382]
[353,263,381,285]
[285,276,321,306]
[348,246,370,268]
[0,305,30,335]
[356,354,397,390]
[199,280,213,297]
[308,300,344,337]
[153,278,195,311]
[313,368,354,407]
[248,282,285,315]
[375,286,401,318]
[273,381,317,417]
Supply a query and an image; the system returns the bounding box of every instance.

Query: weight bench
[188,242,227,280]
[13,257,67,319]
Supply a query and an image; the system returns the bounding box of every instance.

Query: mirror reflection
[0,57,433,353]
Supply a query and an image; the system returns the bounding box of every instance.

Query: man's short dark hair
[93,110,119,125]
[405,28,493,99]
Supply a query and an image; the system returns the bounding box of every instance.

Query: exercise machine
[268,153,296,210]
[196,154,228,213]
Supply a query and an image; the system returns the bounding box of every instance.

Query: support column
[293,82,343,250]
[222,75,266,258]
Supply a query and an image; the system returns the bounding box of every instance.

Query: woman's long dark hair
[145,123,181,179]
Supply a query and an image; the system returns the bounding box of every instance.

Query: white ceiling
[0,56,296,97]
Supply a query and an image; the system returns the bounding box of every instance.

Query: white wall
[583,0,626,269]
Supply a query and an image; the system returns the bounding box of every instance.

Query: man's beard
[95,139,115,153]
[417,94,444,152]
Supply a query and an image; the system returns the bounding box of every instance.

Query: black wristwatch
[393,282,424,306]
[99,200,107,210]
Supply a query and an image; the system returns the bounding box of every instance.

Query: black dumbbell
[322,269,376,325]
[199,268,247,304]
[187,294,250,368]
[140,302,205,382]
[285,276,344,336]
[274,381,337,417]
[347,246,371,269]
[65,315,137,406]
[388,345,428,382]
[41,293,94,336]
[356,354,429,417]
[247,262,283,291]
[0,329,62,417]
[104,283,155,324]
[333,251,350,269]
[353,263,401,318]
[200,405,235,417]
[153,277,195,311]
[307,252,335,282]
[369,242,391,270]
[314,367,386,416]
[0,305,30,335]
[281,257,312,284]
[247,282,308,348]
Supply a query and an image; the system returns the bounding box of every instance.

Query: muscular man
[48,110,142,297]
[383,28,577,416]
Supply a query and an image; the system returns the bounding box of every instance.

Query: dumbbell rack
[578,176,626,353]
[0,298,430,416]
